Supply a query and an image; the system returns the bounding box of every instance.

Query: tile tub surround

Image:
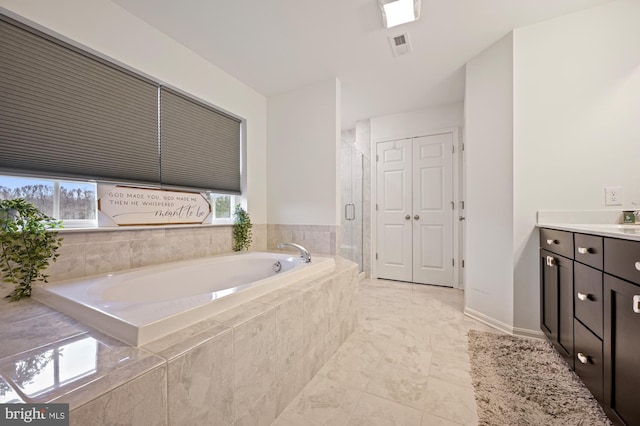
[267,224,338,256]
[44,222,305,283]
[0,256,359,425]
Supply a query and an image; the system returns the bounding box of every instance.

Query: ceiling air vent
[389,32,411,57]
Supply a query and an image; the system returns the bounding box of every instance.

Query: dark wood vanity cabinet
[540,228,640,425]
[603,274,640,425]
[540,248,574,367]
[540,229,575,367]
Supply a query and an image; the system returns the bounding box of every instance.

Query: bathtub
[33,252,335,346]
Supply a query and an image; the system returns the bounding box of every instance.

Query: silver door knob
[414,215,419,220]
[578,247,591,254]
[405,215,411,220]
[546,239,558,245]
[459,216,465,221]
[577,292,589,301]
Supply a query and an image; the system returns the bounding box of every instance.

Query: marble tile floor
[272,278,501,426]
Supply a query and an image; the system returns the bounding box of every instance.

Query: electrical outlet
[605,186,622,206]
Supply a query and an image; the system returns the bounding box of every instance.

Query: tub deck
[32,252,335,346]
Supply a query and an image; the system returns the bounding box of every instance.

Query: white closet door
[375,133,455,287]
[376,139,412,282]
[412,133,454,286]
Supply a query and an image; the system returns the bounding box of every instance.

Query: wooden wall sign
[97,184,212,226]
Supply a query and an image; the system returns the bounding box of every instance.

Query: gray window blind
[160,87,241,194]
[0,16,159,184]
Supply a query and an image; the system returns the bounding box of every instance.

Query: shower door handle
[344,204,356,220]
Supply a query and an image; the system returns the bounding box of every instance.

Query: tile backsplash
[40,223,335,283]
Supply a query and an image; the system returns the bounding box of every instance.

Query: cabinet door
[604,274,640,425]
[540,249,574,368]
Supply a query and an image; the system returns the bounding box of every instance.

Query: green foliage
[0,198,63,301]
[214,195,231,218]
[232,204,253,252]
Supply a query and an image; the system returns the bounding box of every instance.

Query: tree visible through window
[213,195,231,219]
[0,176,96,222]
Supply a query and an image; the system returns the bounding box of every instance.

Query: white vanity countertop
[536,223,640,242]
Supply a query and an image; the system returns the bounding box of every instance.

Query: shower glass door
[340,141,363,272]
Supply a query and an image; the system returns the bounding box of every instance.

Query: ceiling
[113,0,613,129]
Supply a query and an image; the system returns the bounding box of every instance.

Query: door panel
[376,139,412,282]
[412,134,453,286]
[419,167,443,210]
[418,225,444,269]
[383,170,405,210]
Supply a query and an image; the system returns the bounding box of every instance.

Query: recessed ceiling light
[379,0,421,29]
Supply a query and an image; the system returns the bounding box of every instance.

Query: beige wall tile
[233,309,277,417]
[167,331,234,425]
[70,366,167,426]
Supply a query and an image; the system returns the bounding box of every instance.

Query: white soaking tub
[33,252,335,346]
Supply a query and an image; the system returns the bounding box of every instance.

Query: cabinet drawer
[574,233,603,270]
[574,263,603,338]
[540,228,574,259]
[604,238,640,285]
[574,319,604,404]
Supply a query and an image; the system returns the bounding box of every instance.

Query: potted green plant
[232,204,253,251]
[0,198,63,301]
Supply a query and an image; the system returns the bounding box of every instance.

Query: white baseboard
[464,307,544,339]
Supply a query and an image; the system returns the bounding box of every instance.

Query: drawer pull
[635,262,640,272]
[546,256,557,267]
[546,239,558,245]
[577,352,589,364]
[577,247,591,255]
[634,295,640,314]
[577,292,590,301]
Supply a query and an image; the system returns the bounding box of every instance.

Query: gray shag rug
[468,330,611,426]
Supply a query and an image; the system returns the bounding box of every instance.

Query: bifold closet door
[376,133,454,286]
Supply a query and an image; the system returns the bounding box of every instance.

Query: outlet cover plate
[605,186,622,206]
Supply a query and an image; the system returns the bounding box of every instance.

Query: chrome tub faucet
[277,243,311,263]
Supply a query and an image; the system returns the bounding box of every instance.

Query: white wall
[464,33,514,329]
[370,103,464,143]
[267,79,341,225]
[512,0,640,330]
[0,0,268,223]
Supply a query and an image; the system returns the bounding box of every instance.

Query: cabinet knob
[414,215,420,220]
[577,292,590,301]
[634,295,640,314]
[635,262,640,272]
[577,352,589,364]
[546,239,558,245]
[546,256,557,267]
[577,247,591,255]
[405,215,411,220]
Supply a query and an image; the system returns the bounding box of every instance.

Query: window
[0,175,97,227]
[0,175,235,227]
[211,194,234,224]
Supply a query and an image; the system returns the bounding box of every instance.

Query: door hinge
[375,203,378,211]
[461,201,465,210]
[462,143,465,151]
[376,154,379,162]
[452,258,455,267]
[451,201,454,210]
[452,145,455,154]
[462,259,465,268]
[376,253,378,260]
